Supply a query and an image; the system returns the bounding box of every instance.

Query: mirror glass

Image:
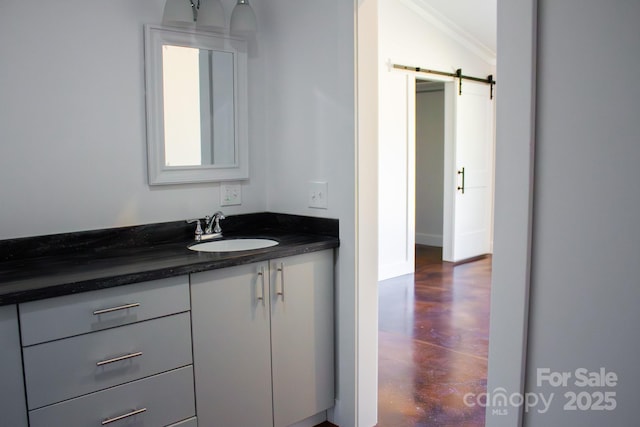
[144,25,248,185]
[162,45,234,166]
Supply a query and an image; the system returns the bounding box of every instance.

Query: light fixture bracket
[190,0,199,22]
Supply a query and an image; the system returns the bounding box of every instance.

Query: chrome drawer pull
[101,408,147,425]
[93,303,140,316]
[96,351,143,367]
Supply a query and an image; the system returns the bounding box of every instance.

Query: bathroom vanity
[0,213,339,427]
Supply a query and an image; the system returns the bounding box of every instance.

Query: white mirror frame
[144,24,249,185]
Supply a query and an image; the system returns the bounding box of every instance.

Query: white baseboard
[416,232,442,247]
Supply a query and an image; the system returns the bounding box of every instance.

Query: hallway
[377,245,491,426]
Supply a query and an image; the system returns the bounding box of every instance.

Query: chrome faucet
[205,211,226,235]
[187,211,225,241]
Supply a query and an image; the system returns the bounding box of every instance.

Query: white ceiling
[409,0,497,54]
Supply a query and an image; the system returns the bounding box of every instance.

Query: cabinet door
[270,250,335,427]
[0,305,28,427]
[191,262,273,427]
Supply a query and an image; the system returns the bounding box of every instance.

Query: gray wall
[524,0,640,425]
[415,87,444,247]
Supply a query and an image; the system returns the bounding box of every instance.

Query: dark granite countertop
[0,213,339,306]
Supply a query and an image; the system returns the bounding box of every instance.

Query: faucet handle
[213,217,223,234]
[211,211,225,234]
[186,219,203,240]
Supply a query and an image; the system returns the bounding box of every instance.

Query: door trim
[485,0,537,426]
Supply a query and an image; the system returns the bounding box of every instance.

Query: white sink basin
[189,238,279,253]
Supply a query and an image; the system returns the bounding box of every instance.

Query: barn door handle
[457,167,465,194]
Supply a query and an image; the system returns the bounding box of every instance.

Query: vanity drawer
[23,312,192,410]
[28,366,195,427]
[19,275,190,346]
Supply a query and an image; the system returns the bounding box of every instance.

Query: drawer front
[24,312,192,410]
[29,366,195,427]
[20,275,190,346]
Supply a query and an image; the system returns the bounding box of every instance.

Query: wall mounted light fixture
[163,0,257,34]
[163,0,225,31]
[230,0,257,35]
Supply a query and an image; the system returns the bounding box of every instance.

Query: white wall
[261,1,354,221]
[0,0,267,239]
[258,1,362,425]
[378,0,495,280]
[356,1,380,425]
[1,0,365,425]
[485,1,537,425]
[523,0,640,425]
[415,87,444,247]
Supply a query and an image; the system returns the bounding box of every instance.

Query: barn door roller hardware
[393,64,496,99]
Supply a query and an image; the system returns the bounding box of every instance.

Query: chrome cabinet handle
[102,408,147,425]
[93,303,140,316]
[276,263,285,300]
[257,267,265,305]
[96,351,143,367]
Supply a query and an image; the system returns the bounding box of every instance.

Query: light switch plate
[308,181,328,209]
[220,183,242,206]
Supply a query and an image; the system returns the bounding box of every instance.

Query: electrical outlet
[220,183,242,206]
[308,181,328,209]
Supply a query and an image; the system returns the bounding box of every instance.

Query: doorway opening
[415,79,446,254]
[376,75,496,425]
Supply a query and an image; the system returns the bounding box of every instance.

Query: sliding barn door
[443,80,495,262]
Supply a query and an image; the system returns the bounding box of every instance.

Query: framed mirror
[144,25,248,185]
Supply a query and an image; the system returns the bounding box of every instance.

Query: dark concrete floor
[377,245,491,426]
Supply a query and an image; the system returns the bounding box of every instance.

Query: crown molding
[399,0,496,66]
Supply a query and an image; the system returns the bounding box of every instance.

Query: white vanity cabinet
[191,250,335,427]
[18,276,197,427]
[0,305,28,427]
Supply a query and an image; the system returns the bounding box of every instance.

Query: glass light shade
[163,0,195,27]
[197,0,226,31]
[230,0,257,35]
